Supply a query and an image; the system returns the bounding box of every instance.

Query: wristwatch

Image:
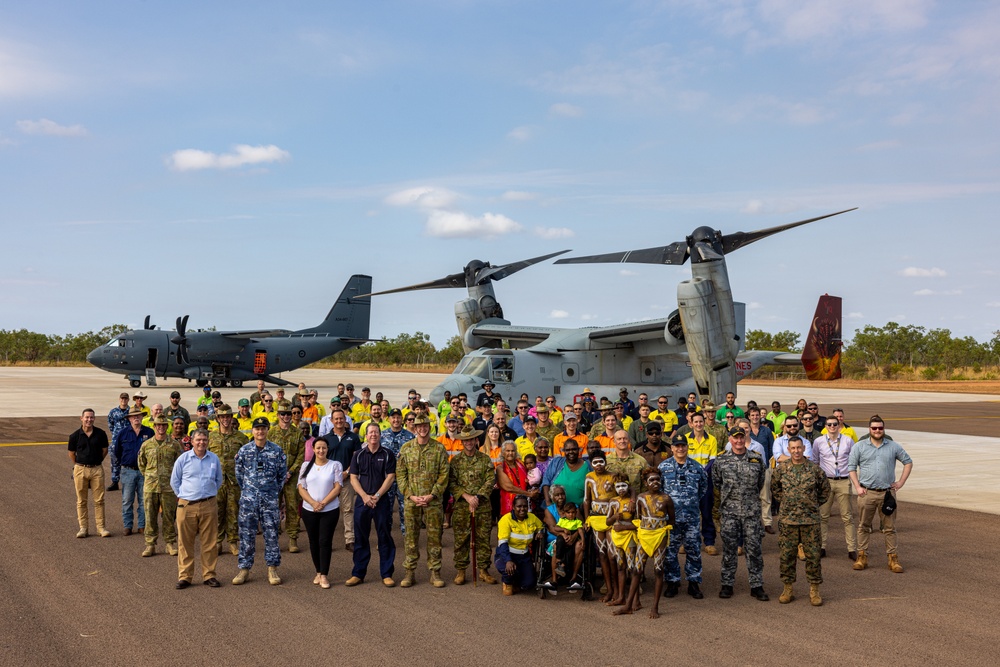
[373,492,380,500]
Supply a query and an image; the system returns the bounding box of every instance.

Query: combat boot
[665,581,679,598]
[502,583,514,596]
[809,583,823,606]
[230,542,239,556]
[98,528,111,538]
[76,528,88,539]
[430,570,446,588]
[779,583,795,604]
[142,545,155,557]
[400,569,416,588]
[166,543,178,556]
[852,550,867,570]
[232,569,250,585]
[268,566,282,585]
[479,569,497,585]
[289,537,300,553]
[454,569,466,585]
[888,554,904,573]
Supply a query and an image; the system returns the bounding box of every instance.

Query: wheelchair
[532,531,594,601]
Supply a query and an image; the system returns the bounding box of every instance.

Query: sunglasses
[869,426,884,431]
[826,422,839,427]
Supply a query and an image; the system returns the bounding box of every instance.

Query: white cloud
[549,102,584,117]
[385,186,458,209]
[987,302,1000,308]
[167,144,290,171]
[620,269,639,277]
[507,125,533,141]
[550,310,570,319]
[16,118,87,137]
[425,210,522,239]
[914,289,961,296]
[533,226,575,240]
[0,40,69,97]
[747,301,763,310]
[899,266,947,278]
[501,190,539,201]
[847,312,865,319]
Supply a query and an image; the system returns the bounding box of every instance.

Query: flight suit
[396,438,450,572]
[234,441,287,570]
[208,430,249,546]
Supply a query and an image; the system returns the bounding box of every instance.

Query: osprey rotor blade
[477,249,572,283]
[721,208,857,255]
[360,272,466,297]
[555,242,688,266]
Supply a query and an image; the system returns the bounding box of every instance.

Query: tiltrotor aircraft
[87,275,372,388]
[366,210,854,406]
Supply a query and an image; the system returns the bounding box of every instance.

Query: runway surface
[2,368,998,665]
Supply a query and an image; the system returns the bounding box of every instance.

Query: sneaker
[568,582,583,591]
[345,576,363,587]
[541,580,556,590]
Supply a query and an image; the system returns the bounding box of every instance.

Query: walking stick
[471,509,478,587]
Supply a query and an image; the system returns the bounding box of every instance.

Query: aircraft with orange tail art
[362,210,855,406]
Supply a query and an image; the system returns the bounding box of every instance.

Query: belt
[829,476,849,480]
[863,486,889,492]
[75,463,101,468]
[123,465,139,470]
[181,497,213,505]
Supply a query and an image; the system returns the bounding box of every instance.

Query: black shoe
[203,578,221,588]
[764,525,775,535]
[175,580,191,590]
[719,585,733,599]
[124,528,132,536]
[106,482,119,492]
[687,582,704,599]
[750,586,769,601]
[346,542,354,552]
[848,551,858,561]
[665,581,679,598]
[820,548,827,558]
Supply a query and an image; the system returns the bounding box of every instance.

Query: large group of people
[69,380,913,615]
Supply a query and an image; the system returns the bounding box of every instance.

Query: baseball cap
[728,426,747,437]
[523,415,537,424]
[563,411,578,420]
[252,417,271,429]
[445,414,460,423]
[388,408,402,417]
[670,433,688,446]
[346,383,354,390]
[238,398,250,407]
[196,404,208,411]
[646,422,663,434]
[119,392,130,400]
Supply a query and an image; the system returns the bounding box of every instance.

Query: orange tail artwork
[802,294,842,380]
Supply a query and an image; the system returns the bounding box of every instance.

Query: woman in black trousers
[297,440,343,589]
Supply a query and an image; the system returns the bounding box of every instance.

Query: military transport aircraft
[87,275,372,388]
[365,210,854,406]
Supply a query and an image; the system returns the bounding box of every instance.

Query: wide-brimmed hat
[456,424,483,441]
[215,404,234,417]
[126,407,145,418]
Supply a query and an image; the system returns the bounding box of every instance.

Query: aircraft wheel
[231,379,243,388]
[210,378,226,388]
[129,379,142,388]
[196,379,208,388]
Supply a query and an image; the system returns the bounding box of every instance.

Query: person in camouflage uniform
[208,404,248,556]
[713,426,769,601]
[107,392,131,490]
[659,433,708,599]
[771,435,831,606]
[380,408,415,535]
[137,415,182,557]
[233,417,287,586]
[396,414,450,588]
[449,424,497,585]
[268,400,305,553]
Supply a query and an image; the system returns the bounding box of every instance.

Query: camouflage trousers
[238,494,281,569]
[143,491,177,546]
[779,522,822,584]
[403,502,444,571]
[452,500,492,571]
[217,481,240,545]
[665,521,703,584]
[720,513,764,588]
[280,481,300,539]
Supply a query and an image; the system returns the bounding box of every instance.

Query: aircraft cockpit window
[106,338,126,348]
[490,355,513,383]
[462,357,489,380]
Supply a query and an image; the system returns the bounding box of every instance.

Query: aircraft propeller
[143,315,156,330]
[554,209,857,267]
[360,249,572,297]
[171,315,191,364]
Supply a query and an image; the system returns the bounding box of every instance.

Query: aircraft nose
[86,348,100,367]
[429,378,466,405]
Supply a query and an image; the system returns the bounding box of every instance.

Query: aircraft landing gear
[129,378,142,388]
[231,379,243,388]
[210,378,226,388]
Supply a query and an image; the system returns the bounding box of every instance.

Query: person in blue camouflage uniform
[106,392,131,490]
[380,408,414,536]
[659,433,708,599]
[232,417,287,585]
[713,426,769,601]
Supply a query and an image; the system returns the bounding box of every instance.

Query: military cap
[275,400,293,413]
[387,408,402,417]
[215,404,234,417]
[728,426,747,437]
[670,433,688,446]
[411,415,431,426]
[252,417,271,429]
[152,415,170,425]
[457,424,483,440]
[599,399,614,410]
[535,405,549,414]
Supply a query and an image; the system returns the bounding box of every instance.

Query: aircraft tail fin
[298,275,372,339]
[802,294,842,380]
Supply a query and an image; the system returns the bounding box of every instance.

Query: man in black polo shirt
[322,408,362,552]
[68,408,111,538]
[345,423,397,588]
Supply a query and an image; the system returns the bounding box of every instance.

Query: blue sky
[3,1,998,348]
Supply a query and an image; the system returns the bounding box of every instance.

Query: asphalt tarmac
[2,369,999,666]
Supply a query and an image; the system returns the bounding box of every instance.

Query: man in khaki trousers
[170,429,224,589]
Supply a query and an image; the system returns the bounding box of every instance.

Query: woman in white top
[297,439,343,589]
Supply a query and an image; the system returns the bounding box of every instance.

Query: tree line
[3,323,998,380]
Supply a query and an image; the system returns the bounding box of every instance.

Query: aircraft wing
[469,323,566,344]
[220,329,293,340]
[586,318,671,344]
